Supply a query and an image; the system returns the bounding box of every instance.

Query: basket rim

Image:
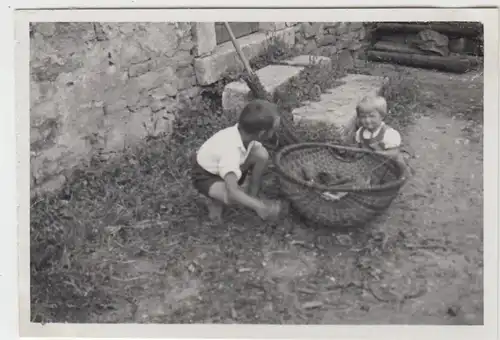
[273,142,409,193]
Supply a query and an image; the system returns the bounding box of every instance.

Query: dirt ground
[31,61,483,325]
[76,64,483,325]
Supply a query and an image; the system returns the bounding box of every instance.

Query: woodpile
[365,22,483,73]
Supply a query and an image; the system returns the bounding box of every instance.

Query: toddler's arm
[375,127,402,159]
[353,127,363,148]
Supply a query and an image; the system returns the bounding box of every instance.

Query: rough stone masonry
[30,22,368,195]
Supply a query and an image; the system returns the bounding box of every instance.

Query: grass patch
[377,68,422,133]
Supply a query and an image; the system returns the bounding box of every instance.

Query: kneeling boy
[191,99,282,222]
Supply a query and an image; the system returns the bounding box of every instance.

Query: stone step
[221,54,333,118]
[195,26,296,85]
[222,64,304,117]
[279,54,331,67]
[292,73,387,141]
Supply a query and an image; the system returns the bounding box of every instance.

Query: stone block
[120,40,150,65]
[295,32,306,44]
[350,22,365,30]
[193,23,217,57]
[105,98,128,114]
[336,22,349,35]
[179,41,194,52]
[150,99,166,113]
[128,59,155,77]
[357,27,366,41]
[292,74,387,141]
[194,26,296,85]
[348,42,363,51]
[259,22,287,32]
[319,34,337,47]
[300,23,312,37]
[149,87,168,101]
[181,87,201,99]
[222,64,304,117]
[117,23,139,36]
[293,43,305,54]
[177,76,197,91]
[324,22,340,28]
[303,40,317,53]
[136,66,177,90]
[126,94,150,112]
[34,22,56,37]
[136,24,179,57]
[337,50,355,69]
[281,55,331,67]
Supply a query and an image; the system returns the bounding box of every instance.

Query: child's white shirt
[355,122,402,149]
[196,124,261,180]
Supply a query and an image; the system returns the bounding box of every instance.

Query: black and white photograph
[11,6,498,339]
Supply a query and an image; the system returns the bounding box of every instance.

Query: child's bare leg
[206,181,232,222]
[206,198,224,222]
[244,145,270,197]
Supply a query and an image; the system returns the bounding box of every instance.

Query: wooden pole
[223,22,255,76]
[373,22,483,37]
[366,50,478,73]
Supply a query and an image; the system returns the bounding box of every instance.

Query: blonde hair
[356,95,387,117]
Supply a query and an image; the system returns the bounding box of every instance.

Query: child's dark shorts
[190,153,249,198]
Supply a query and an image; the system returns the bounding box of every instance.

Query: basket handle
[327,147,366,163]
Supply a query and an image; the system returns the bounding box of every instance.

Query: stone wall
[30,22,368,195]
[293,22,367,65]
[30,22,200,194]
[193,22,368,85]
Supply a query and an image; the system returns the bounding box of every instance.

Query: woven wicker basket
[273,142,409,228]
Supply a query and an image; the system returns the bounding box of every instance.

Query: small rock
[150,100,165,113]
[447,306,459,317]
[179,41,194,51]
[163,83,178,97]
[336,22,349,35]
[177,77,197,91]
[302,301,323,310]
[358,28,366,40]
[337,50,354,69]
[348,42,363,51]
[350,22,364,30]
[182,87,201,98]
[298,288,316,295]
[93,23,108,41]
[415,29,449,56]
[311,84,322,101]
[319,34,336,47]
[336,234,352,246]
[128,60,154,77]
[34,23,56,37]
[303,40,317,53]
[301,23,315,38]
[230,306,238,319]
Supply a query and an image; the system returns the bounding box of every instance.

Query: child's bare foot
[207,199,223,222]
[256,199,282,221]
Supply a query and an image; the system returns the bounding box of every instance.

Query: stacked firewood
[365,22,483,73]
